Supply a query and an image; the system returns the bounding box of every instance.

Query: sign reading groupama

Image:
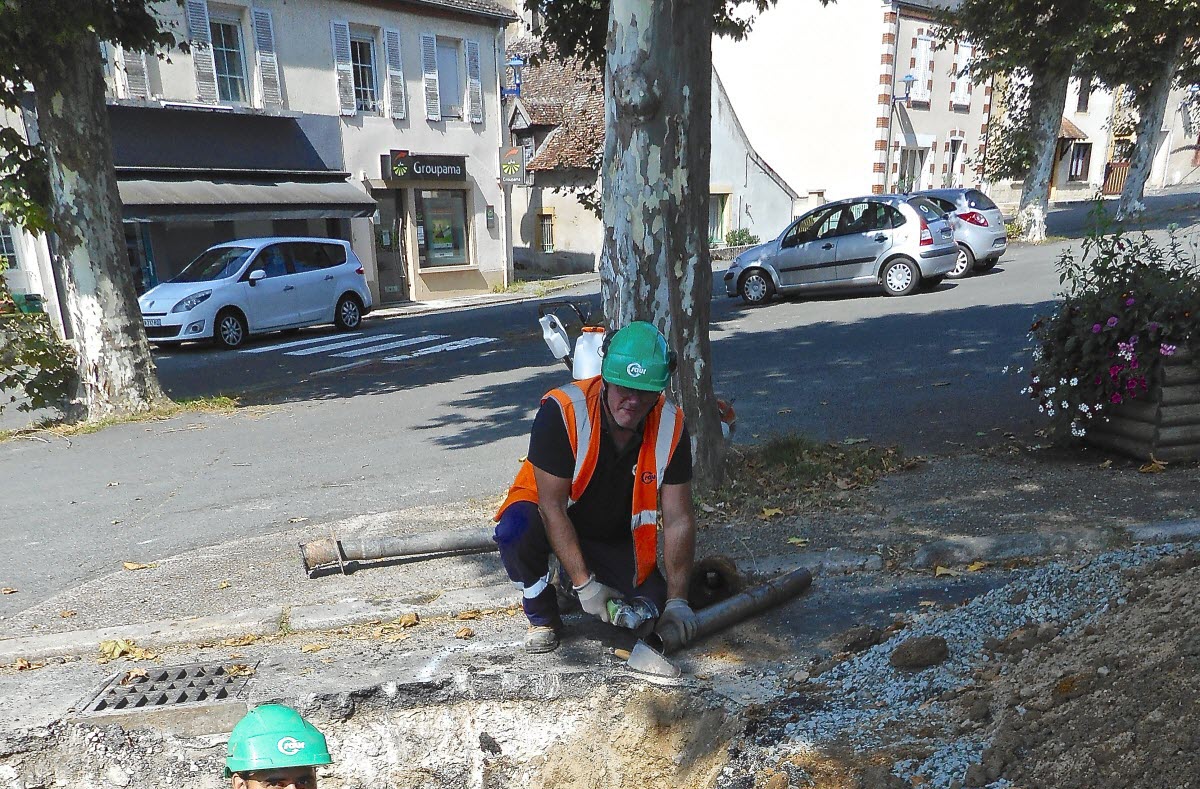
[387,150,467,181]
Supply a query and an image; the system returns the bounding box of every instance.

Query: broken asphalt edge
[4,518,1200,665]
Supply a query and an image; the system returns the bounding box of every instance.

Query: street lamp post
[500,55,524,289]
[883,73,916,193]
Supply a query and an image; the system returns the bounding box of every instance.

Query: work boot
[525,624,560,654]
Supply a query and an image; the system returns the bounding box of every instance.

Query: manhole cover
[77,660,256,715]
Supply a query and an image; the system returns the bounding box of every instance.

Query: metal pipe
[646,565,813,654]
[300,527,497,574]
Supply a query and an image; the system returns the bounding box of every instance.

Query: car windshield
[907,197,947,224]
[170,247,254,283]
[966,189,998,210]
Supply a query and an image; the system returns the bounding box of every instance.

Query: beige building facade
[711,0,990,207]
[2,0,517,324]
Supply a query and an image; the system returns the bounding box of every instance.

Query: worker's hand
[655,598,698,647]
[573,574,621,623]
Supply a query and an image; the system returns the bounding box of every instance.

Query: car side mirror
[248,269,265,287]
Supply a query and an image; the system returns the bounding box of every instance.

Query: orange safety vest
[495,375,686,586]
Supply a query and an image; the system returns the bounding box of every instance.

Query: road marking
[310,360,376,376]
[332,334,450,358]
[384,336,497,361]
[239,333,353,353]
[284,333,405,356]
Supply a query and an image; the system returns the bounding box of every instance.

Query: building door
[374,189,408,303]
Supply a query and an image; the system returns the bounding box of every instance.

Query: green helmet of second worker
[600,321,676,392]
[225,704,332,789]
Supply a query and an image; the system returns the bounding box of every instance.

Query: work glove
[573,574,622,623]
[655,598,698,647]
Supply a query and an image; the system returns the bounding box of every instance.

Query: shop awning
[118,177,378,222]
[1059,117,1088,140]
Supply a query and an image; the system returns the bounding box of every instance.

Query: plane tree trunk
[599,0,725,488]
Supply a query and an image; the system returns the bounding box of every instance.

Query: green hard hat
[224,704,332,777]
[601,321,675,392]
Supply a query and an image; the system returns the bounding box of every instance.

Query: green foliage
[528,0,826,70]
[0,0,181,235]
[0,259,75,414]
[1023,206,1200,441]
[724,228,759,247]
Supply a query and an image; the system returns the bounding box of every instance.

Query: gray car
[915,188,1007,279]
[723,194,958,305]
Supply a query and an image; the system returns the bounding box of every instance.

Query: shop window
[0,223,19,271]
[538,213,555,253]
[1069,142,1092,182]
[707,194,728,245]
[416,190,469,268]
[210,17,249,104]
[436,38,463,118]
[351,36,380,113]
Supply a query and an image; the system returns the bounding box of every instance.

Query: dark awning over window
[119,178,377,222]
[1059,117,1088,141]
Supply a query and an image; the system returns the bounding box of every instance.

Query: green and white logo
[277,737,306,756]
[392,161,408,177]
[626,362,647,378]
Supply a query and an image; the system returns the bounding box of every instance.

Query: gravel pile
[715,542,1191,788]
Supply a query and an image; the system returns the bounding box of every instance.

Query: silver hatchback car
[915,188,1007,279]
[723,195,958,305]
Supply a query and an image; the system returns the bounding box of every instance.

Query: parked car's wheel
[948,244,976,279]
[975,256,1000,272]
[738,269,775,305]
[213,308,248,350]
[881,258,919,296]
[334,294,364,330]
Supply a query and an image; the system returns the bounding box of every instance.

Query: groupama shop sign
[386,150,467,181]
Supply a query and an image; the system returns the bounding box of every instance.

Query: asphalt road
[3,188,1198,618]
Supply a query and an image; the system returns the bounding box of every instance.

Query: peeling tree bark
[1118,33,1187,221]
[29,32,165,421]
[600,0,724,488]
[1017,68,1071,243]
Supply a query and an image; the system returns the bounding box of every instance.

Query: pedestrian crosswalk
[237,331,497,363]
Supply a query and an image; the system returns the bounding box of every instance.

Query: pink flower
[1127,379,1138,391]
[1107,316,1119,328]
[1109,364,1123,378]
[1131,357,1139,369]
[1111,393,1124,404]
[1162,343,1178,356]
[1094,376,1102,385]
[1092,323,1103,333]
[1126,297,1136,306]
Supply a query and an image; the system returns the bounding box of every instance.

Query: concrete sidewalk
[369,271,599,320]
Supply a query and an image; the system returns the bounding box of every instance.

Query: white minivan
[138,237,374,349]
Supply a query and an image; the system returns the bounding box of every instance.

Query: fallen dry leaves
[221,634,259,647]
[1,588,15,595]
[119,668,149,686]
[455,610,481,620]
[1139,456,1169,474]
[300,643,328,654]
[933,566,962,578]
[455,627,475,639]
[98,639,157,663]
[121,561,157,572]
[225,664,256,678]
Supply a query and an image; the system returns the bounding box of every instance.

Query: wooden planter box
[1086,351,1200,461]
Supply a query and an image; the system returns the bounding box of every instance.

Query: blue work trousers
[493,501,667,627]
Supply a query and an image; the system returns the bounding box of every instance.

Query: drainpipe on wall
[496,28,512,290]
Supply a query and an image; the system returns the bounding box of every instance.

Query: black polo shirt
[527,397,692,543]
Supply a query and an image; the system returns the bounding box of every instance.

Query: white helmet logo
[626,362,647,377]
[277,737,306,756]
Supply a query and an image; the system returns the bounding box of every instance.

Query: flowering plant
[1023,220,1200,440]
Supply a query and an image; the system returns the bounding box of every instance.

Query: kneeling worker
[226,704,332,789]
[494,321,699,653]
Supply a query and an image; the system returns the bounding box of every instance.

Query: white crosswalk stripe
[384,336,497,361]
[238,333,371,354]
[332,334,450,358]
[284,333,405,356]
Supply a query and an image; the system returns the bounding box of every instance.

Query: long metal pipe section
[646,565,814,654]
[301,527,497,573]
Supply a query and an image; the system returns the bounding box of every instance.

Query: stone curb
[367,275,598,321]
[8,519,1200,665]
[0,607,284,664]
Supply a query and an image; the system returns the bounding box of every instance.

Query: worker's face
[231,767,318,789]
[605,383,661,431]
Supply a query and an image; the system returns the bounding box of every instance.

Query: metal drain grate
[77,660,256,714]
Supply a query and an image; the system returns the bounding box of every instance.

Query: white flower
[1017,367,1024,374]
[1080,403,1090,413]
[1095,403,1104,411]
[1047,408,1057,417]
[1045,386,1057,396]
[1032,376,1040,384]
[1002,366,1010,374]
[1069,378,1078,386]
[1038,405,1045,413]
[1059,378,1067,386]
[1062,401,1069,409]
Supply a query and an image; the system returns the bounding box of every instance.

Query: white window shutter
[384,29,406,120]
[421,33,441,121]
[115,46,151,99]
[953,44,973,105]
[465,40,483,124]
[911,37,932,102]
[185,0,219,103]
[252,8,283,108]
[330,21,356,116]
